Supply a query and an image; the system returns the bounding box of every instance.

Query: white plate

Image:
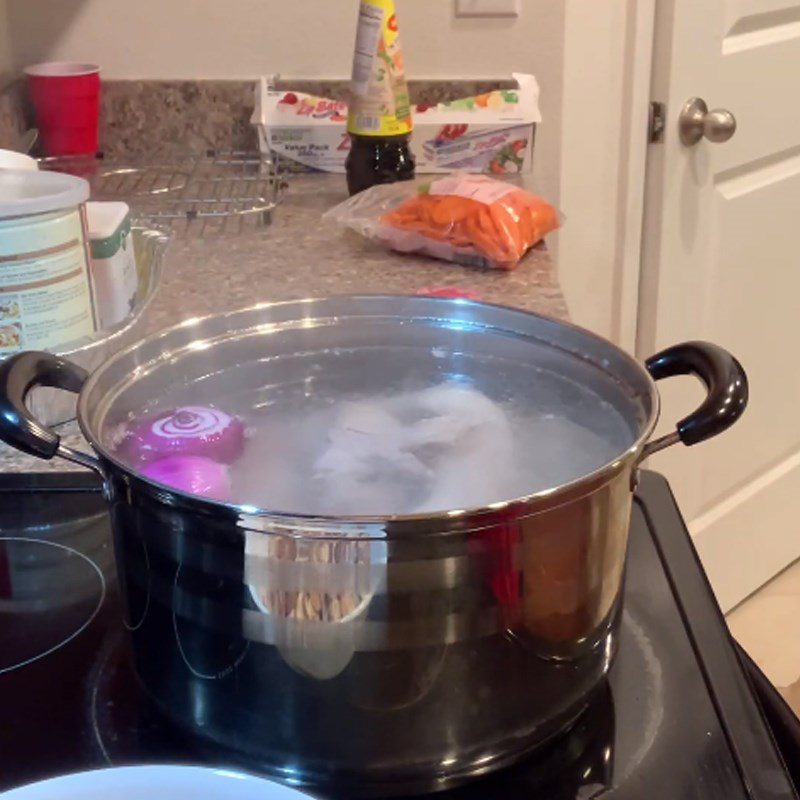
[0,766,318,800]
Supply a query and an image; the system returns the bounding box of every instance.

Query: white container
[86,201,138,329]
[0,169,95,354]
[28,226,169,427]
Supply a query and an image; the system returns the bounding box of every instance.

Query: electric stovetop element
[0,472,795,799]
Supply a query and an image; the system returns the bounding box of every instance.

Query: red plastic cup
[25,62,100,157]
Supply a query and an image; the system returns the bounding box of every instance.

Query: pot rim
[76,294,661,531]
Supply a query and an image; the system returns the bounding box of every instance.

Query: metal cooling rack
[40,150,286,237]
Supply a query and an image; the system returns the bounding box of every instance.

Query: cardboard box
[253,73,541,175]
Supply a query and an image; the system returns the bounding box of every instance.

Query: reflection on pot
[519,475,631,660]
[244,530,380,680]
[112,509,150,632]
[172,563,249,681]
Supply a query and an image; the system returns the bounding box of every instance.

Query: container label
[0,210,95,353]
[347,0,413,137]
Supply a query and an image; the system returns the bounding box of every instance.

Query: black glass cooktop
[0,471,796,799]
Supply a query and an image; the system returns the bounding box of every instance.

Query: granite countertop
[0,173,567,474]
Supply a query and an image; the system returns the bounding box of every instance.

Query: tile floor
[727,558,800,715]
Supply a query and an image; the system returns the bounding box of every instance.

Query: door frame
[557,0,656,352]
[615,0,657,354]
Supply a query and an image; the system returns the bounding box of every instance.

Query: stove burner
[89,631,207,766]
[83,591,665,797]
[0,537,106,675]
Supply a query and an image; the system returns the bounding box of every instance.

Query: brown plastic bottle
[346,0,415,195]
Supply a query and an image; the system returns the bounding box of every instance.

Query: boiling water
[107,344,637,515]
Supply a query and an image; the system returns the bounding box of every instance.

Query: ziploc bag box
[253,73,541,175]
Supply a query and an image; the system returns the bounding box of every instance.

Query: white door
[639,0,800,611]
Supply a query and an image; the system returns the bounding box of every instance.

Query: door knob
[678,97,737,146]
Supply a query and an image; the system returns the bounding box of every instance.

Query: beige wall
[0,0,14,85]
[558,0,630,340]
[7,0,560,81]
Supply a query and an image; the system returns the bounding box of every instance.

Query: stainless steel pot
[0,296,747,795]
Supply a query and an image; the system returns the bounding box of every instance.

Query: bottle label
[347,0,413,137]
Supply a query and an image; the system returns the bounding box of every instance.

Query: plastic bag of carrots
[324,174,560,270]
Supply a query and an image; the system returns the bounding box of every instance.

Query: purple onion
[141,456,232,502]
[117,406,245,464]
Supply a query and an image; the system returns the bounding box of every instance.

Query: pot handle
[641,341,748,459]
[0,351,104,475]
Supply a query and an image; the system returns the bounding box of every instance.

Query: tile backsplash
[101,79,513,159]
[4,77,514,160]
[101,80,255,160]
[0,81,25,150]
